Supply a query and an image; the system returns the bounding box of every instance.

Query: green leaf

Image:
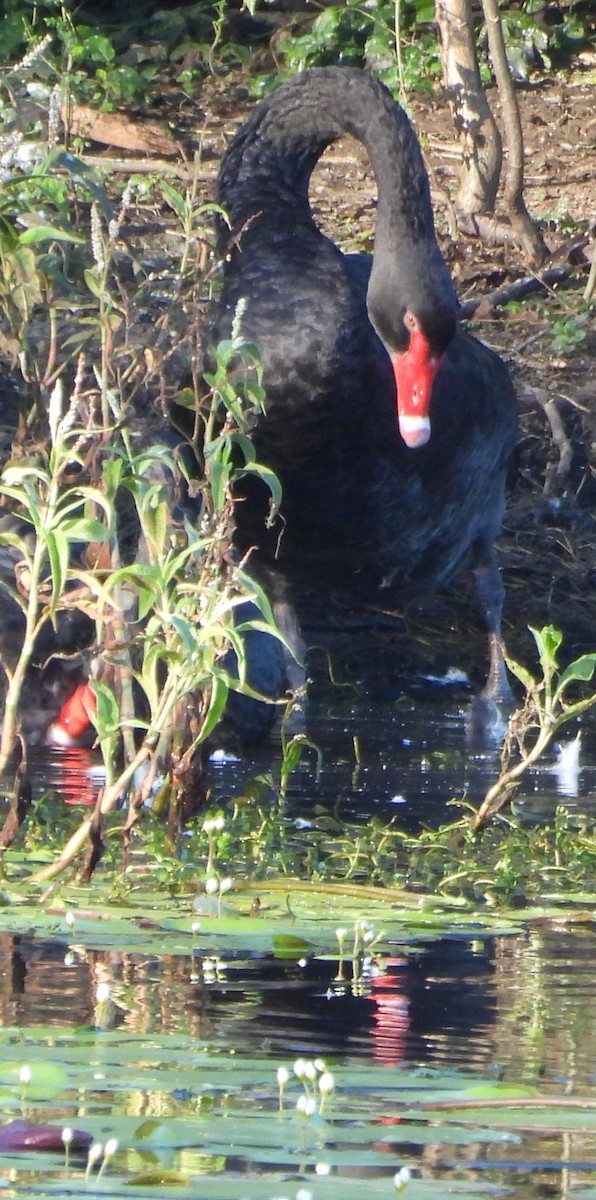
[46,528,69,609]
[18,224,86,246]
[101,455,124,498]
[198,674,230,742]
[504,654,537,692]
[59,518,109,543]
[272,934,314,958]
[556,653,596,694]
[83,266,104,299]
[160,180,188,221]
[227,432,257,465]
[460,1082,537,1099]
[241,462,283,517]
[46,149,116,221]
[170,614,198,654]
[75,485,115,520]
[137,581,157,622]
[92,680,120,736]
[0,527,32,559]
[0,1062,68,1097]
[530,624,563,676]
[143,497,168,558]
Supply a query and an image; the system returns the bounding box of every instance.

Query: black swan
[210,67,518,697]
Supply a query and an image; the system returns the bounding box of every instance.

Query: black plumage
[210,67,517,697]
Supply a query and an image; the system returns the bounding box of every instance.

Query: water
[3,924,596,1198]
[31,684,593,823]
[2,925,596,1080]
[26,606,596,823]
[4,628,596,1198]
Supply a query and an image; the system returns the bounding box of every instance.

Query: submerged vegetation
[7,737,596,908]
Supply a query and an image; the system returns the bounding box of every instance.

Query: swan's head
[367,258,458,448]
[45,682,96,748]
[390,311,446,448]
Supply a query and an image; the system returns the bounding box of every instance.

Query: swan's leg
[471,537,513,703]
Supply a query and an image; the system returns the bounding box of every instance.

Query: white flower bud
[318,1071,335,1095]
[394,1166,411,1191]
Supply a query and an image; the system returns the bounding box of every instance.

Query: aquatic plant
[474,625,596,829]
[0,100,288,879]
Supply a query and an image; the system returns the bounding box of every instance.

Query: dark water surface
[3,916,596,1198]
[3,659,596,1199]
[35,666,594,823]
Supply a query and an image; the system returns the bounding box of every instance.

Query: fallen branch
[460,265,579,317]
[81,154,214,181]
[63,101,179,157]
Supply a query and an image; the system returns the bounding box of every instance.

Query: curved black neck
[217,68,458,352]
[217,69,435,245]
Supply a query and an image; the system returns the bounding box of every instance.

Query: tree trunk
[481,0,548,263]
[435,0,548,264]
[435,0,502,216]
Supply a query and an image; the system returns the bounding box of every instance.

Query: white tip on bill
[45,723,78,748]
[399,414,431,448]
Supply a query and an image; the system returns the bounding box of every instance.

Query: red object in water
[45,682,96,747]
[370,956,411,1067]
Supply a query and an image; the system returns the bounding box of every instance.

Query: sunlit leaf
[530,624,563,677]
[92,680,121,736]
[18,224,86,245]
[59,518,109,543]
[46,527,68,609]
[83,266,104,299]
[556,653,596,695]
[503,654,537,692]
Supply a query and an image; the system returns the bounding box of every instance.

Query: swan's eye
[404,311,418,333]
